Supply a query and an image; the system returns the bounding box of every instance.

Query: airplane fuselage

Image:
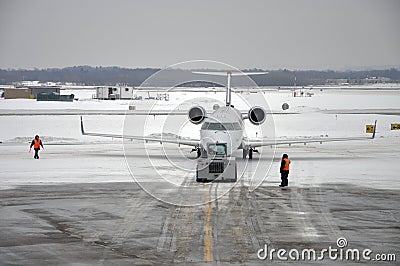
[200,106,244,156]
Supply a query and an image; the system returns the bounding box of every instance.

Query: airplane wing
[129,110,298,115]
[321,109,400,115]
[245,136,375,148]
[80,116,200,147]
[245,120,377,148]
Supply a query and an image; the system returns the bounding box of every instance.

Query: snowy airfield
[0,88,399,189]
[0,87,399,264]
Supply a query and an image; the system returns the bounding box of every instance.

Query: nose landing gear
[243,148,259,159]
[191,147,202,158]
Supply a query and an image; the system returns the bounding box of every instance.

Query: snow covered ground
[0,88,399,192]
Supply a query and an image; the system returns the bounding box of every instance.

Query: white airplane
[80,71,376,160]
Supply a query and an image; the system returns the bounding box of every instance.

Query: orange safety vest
[33,139,41,149]
[282,158,290,171]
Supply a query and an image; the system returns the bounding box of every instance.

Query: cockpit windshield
[201,122,241,131]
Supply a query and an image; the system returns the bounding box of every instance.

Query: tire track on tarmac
[108,188,151,254]
[156,174,210,264]
[156,174,190,253]
[290,159,341,243]
[249,191,272,247]
[203,184,214,263]
[306,157,342,241]
[212,182,220,264]
[212,178,263,263]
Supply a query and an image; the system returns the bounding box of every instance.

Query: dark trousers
[34,148,40,159]
[280,171,289,187]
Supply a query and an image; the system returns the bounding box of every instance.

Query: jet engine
[282,103,289,110]
[188,106,206,124]
[248,106,266,125]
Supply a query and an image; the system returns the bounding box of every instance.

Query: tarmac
[0,142,399,265]
[0,182,398,265]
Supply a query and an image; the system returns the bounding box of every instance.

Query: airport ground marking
[204,184,214,262]
[391,123,400,130]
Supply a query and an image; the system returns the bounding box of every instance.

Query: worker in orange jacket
[29,135,44,159]
[279,154,290,187]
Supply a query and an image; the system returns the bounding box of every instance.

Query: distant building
[37,93,74,102]
[4,85,61,99]
[4,88,32,99]
[0,85,14,90]
[95,86,135,100]
[326,79,349,85]
[362,77,391,84]
[28,85,61,98]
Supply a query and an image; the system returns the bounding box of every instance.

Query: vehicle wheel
[242,149,248,159]
[197,148,201,158]
[249,148,253,160]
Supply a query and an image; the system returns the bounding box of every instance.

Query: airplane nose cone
[213,130,229,141]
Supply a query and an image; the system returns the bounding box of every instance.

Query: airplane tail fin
[192,71,268,107]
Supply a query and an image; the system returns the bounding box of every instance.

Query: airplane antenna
[226,71,232,106]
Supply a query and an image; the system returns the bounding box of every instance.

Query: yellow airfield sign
[366,125,375,133]
[391,123,400,130]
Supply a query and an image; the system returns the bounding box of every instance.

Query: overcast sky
[0,0,399,70]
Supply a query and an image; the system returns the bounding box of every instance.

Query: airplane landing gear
[243,148,259,160]
[243,148,248,159]
[191,147,202,158]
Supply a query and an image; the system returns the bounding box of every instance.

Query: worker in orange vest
[279,154,290,187]
[29,135,44,159]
